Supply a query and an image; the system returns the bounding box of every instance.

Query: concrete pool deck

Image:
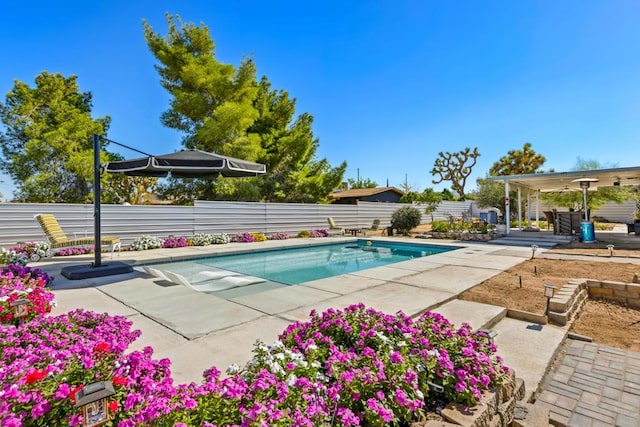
[37,237,573,398]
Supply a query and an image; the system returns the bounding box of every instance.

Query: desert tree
[431,147,480,200]
[489,142,546,176]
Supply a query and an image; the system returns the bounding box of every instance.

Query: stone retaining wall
[411,369,549,426]
[547,279,640,326]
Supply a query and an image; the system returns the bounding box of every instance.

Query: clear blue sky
[1,1,639,200]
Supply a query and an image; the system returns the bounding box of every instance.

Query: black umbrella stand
[61,135,134,279]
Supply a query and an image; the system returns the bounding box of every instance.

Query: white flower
[286,373,297,386]
[226,364,241,374]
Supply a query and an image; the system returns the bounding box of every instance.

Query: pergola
[486,166,640,235]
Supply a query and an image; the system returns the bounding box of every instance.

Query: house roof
[329,186,405,199]
[486,166,640,192]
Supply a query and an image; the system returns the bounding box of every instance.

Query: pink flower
[389,351,403,364]
[54,383,70,399]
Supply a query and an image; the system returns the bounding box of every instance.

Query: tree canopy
[489,142,546,176]
[0,72,111,202]
[347,177,378,189]
[431,147,480,200]
[144,14,346,204]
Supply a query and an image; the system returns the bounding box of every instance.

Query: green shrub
[430,221,451,232]
[391,206,422,235]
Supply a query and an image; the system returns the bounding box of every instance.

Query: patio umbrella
[61,136,266,280]
[105,149,266,178]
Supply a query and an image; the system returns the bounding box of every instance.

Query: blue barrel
[580,221,595,243]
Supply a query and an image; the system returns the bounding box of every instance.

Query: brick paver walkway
[538,340,640,427]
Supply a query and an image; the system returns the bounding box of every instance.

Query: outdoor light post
[607,244,615,257]
[531,244,538,259]
[74,381,115,427]
[544,284,556,317]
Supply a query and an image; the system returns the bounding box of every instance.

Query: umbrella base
[61,262,134,280]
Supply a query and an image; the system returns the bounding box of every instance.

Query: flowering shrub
[190,233,212,246]
[0,303,508,426]
[0,309,178,426]
[55,247,92,256]
[251,232,267,242]
[188,233,230,246]
[155,304,509,426]
[0,265,55,325]
[8,241,51,262]
[162,235,188,248]
[0,248,28,266]
[269,232,289,240]
[230,232,254,243]
[309,228,329,238]
[130,235,164,251]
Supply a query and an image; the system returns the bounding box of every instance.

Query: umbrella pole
[93,134,103,267]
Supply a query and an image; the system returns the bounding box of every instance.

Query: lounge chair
[327,217,345,235]
[34,213,121,258]
[361,219,381,236]
[161,270,266,292]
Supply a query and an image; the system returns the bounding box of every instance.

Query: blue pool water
[148,240,458,287]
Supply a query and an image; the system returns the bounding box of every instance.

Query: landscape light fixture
[544,284,556,316]
[531,244,538,259]
[607,244,615,257]
[426,381,445,393]
[476,328,498,345]
[74,381,115,427]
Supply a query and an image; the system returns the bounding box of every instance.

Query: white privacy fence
[0,199,632,247]
[0,200,474,247]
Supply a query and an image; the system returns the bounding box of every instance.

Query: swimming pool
[142,240,459,297]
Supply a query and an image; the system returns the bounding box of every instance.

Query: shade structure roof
[105,149,266,178]
[486,166,640,192]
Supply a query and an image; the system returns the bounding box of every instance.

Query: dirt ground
[460,244,640,351]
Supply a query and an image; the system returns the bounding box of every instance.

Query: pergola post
[536,189,540,228]
[517,187,522,231]
[526,191,530,229]
[504,180,510,235]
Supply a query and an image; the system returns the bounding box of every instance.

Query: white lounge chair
[161,270,266,293]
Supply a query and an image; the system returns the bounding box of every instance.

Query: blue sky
[1,1,639,200]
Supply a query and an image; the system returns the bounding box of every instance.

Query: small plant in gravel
[130,235,164,251]
[269,232,289,240]
[430,221,452,232]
